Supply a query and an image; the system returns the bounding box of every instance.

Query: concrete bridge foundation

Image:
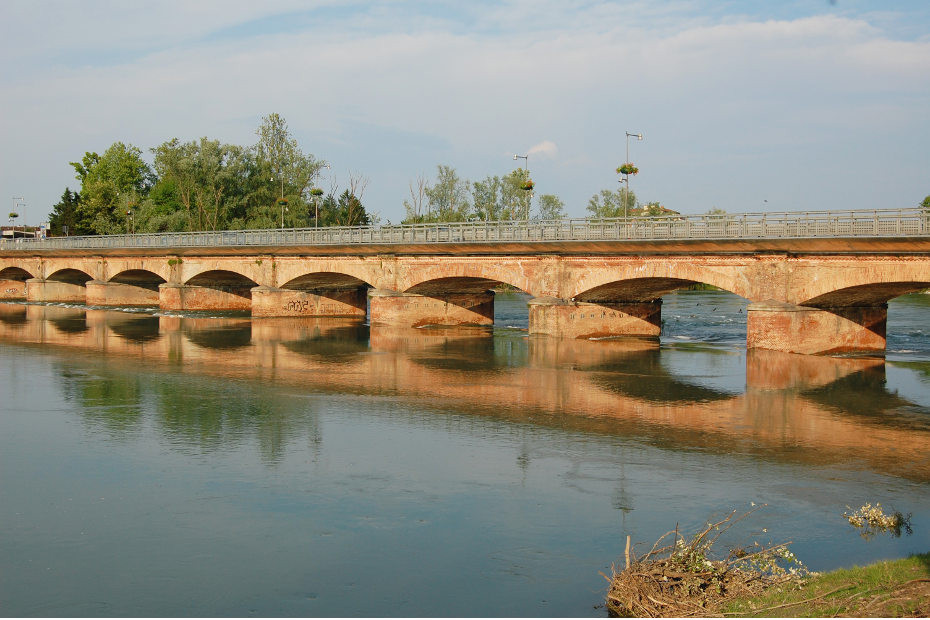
[368,288,494,327]
[86,280,160,307]
[528,297,662,340]
[747,301,887,355]
[158,283,252,312]
[25,278,87,304]
[251,286,367,317]
[0,279,27,300]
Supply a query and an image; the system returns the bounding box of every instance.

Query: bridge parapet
[1,208,927,253]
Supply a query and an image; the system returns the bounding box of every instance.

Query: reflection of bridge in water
[2,303,928,481]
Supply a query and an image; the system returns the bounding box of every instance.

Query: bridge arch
[399,262,535,296]
[48,268,94,285]
[0,266,34,281]
[801,281,930,308]
[280,272,372,291]
[404,276,521,296]
[109,269,167,290]
[184,269,259,289]
[565,261,745,301]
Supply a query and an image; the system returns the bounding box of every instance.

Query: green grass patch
[722,552,930,617]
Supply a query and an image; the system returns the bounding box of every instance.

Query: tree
[586,187,637,218]
[472,175,503,222]
[402,175,430,223]
[921,195,930,211]
[48,188,82,235]
[422,165,471,222]
[254,113,326,224]
[71,142,153,234]
[536,194,566,220]
[318,190,372,227]
[500,168,533,220]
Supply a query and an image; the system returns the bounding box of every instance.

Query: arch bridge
[2,208,928,355]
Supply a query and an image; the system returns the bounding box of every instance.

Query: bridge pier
[368,288,494,327]
[251,286,367,317]
[86,280,160,307]
[527,297,661,340]
[0,278,27,300]
[25,278,87,303]
[158,283,252,312]
[747,301,887,355]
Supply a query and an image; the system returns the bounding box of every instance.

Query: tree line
[49,112,803,236]
[48,114,372,236]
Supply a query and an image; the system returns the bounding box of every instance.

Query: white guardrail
[1,208,928,251]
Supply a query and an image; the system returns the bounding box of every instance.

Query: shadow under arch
[803,282,930,308]
[48,268,93,285]
[405,276,523,296]
[184,270,259,302]
[281,272,372,291]
[575,277,734,303]
[0,266,34,281]
[109,269,167,291]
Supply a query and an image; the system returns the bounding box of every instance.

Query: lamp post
[513,154,531,220]
[11,196,25,237]
[622,131,643,219]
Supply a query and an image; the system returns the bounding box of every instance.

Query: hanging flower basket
[8,212,19,219]
[617,163,639,175]
[310,188,324,197]
[522,180,535,191]
[276,198,289,207]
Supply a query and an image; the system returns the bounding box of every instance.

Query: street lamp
[11,196,25,237]
[513,154,531,220]
[622,131,643,219]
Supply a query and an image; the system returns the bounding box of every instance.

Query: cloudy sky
[1,0,928,225]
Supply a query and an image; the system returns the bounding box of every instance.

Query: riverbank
[606,551,930,617]
[722,552,930,617]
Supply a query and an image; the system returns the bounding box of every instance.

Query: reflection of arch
[0,266,33,281]
[587,349,737,404]
[281,272,371,291]
[109,269,167,291]
[803,282,930,307]
[184,322,252,350]
[48,268,93,285]
[281,324,370,364]
[185,270,259,288]
[108,316,161,343]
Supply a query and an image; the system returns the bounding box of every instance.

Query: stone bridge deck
[2,209,929,355]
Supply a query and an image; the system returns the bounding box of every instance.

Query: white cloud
[527,141,558,159]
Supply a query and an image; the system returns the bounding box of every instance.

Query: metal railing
[2,208,928,251]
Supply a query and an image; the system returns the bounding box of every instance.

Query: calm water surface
[1,291,929,617]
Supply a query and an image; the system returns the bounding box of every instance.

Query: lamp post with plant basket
[310,187,324,227]
[513,153,533,220]
[619,131,643,219]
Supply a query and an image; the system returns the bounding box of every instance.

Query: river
[1,291,928,616]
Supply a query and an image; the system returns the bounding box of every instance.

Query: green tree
[421,165,472,222]
[920,195,930,211]
[472,175,503,222]
[586,187,638,218]
[536,194,566,220]
[71,142,153,234]
[318,190,372,227]
[48,188,82,235]
[254,113,326,227]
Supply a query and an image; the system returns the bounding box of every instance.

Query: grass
[721,552,930,617]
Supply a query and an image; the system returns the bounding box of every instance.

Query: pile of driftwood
[606,506,807,617]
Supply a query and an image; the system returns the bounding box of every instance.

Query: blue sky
[1,0,928,225]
